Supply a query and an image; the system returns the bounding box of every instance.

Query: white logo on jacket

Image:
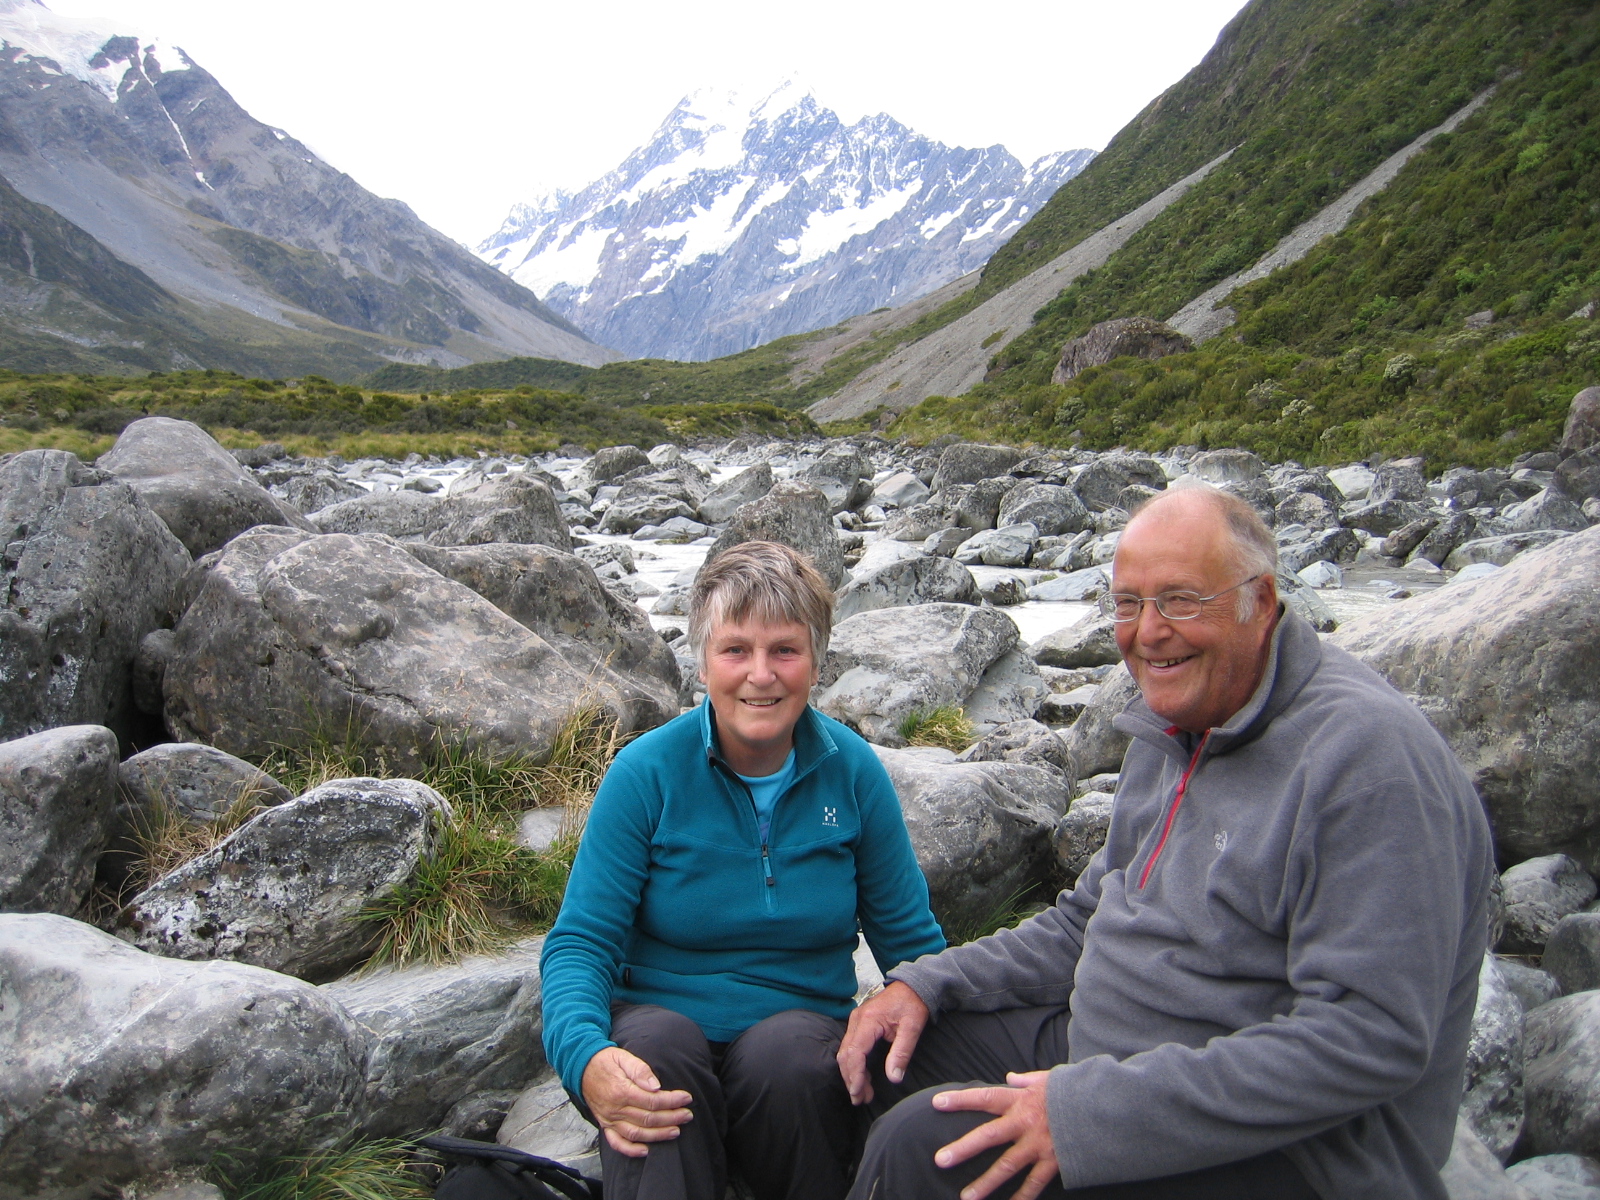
[823,806,838,827]
[1214,830,1229,853]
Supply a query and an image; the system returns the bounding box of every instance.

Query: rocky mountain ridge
[478,84,1093,362]
[0,0,610,376]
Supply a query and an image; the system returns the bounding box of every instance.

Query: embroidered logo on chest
[823,806,839,827]
[1214,830,1230,853]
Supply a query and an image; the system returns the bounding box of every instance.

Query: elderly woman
[540,540,944,1200]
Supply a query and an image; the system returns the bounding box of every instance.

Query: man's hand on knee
[837,980,930,1105]
[932,1070,1059,1200]
[581,1046,694,1157]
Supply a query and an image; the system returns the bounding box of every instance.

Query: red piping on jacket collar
[1137,728,1212,889]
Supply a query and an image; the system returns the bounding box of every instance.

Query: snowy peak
[0,0,187,103]
[478,86,1095,361]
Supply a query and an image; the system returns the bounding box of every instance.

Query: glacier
[478,82,1095,362]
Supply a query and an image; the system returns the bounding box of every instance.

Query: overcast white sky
[48,0,1249,248]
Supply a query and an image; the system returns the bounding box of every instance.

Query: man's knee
[610,1004,713,1081]
[854,1085,993,1187]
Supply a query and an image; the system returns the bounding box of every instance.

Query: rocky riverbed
[4,393,1600,1198]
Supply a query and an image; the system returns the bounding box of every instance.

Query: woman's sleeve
[538,757,658,1095]
[852,753,948,973]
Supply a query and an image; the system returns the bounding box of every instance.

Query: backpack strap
[416,1136,600,1200]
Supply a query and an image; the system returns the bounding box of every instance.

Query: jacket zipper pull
[761,844,774,886]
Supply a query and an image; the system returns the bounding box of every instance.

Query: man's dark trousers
[849,1005,1318,1200]
[594,1003,860,1200]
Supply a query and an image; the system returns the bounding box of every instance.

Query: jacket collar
[1113,606,1323,764]
[699,697,839,782]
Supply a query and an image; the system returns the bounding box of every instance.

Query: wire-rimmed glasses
[1098,575,1264,622]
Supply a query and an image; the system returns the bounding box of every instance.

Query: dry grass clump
[129,791,274,890]
[898,705,976,751]
[208,1138,432,1200]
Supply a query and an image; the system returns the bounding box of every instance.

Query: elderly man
[837,486,1493,1200]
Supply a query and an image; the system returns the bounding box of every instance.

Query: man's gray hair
[1130,484,1278,621]
[688,541,835,668]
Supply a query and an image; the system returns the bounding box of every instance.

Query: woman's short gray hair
[688,541,835,667]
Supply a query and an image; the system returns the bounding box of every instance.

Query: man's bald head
[1126,486,1277,618]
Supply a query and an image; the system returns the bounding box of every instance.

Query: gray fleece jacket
[890,610,1493,1199]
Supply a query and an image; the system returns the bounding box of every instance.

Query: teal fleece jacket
[540,700,945,1094]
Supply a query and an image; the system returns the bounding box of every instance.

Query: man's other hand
[932,1070,1060,1200]
[836,980,930,1105]
[580,1045,694,1157]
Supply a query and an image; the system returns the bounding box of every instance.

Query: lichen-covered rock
[800,447,873,515]
[497,1072,599,1169]
[163,530,643,768]
[1499,856,1598,955]
[997,484,1093,537]
[1524,990,1600,1159]
[1462,956,1527,1162]
[699,463,773,524]
[1444,530,1573,570]
[116,741,292,826]
[1,450,190,743]
[0,725,118,915]
[0,913,369,1192]
[1062,663,1139,779]
[963,648,1050,731]
[97,417,311,556]
[929,443,1023,492]
[1030,616,1121,670]
[1054,790,1115,883]
[118,777,446,981]
[833,554,978,620]
[956,719,1074,783]
[1333,529,1600,869]
[1506,1153,1600,1198]
[1071,454,1166,512]
[1439,1119,1538,1200]
[815,604,1018,746]
[872,745,1066,929]
[702,479,847,588]
[1545,914,1600,997]
[1052,318,1191,385]
[322,937,546,1138]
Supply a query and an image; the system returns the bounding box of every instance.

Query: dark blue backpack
[418,1135,601,1200]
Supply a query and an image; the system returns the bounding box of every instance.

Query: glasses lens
[1102,595,1142,621]
[1156,592,1204,620]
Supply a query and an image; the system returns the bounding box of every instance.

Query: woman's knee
[610,1004,714,1081]
[723,1008,846,1098]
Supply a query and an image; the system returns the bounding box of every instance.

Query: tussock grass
[897,705,975,752]
[940,886,1041,947]
[258,706,628,967]
[208,1138,432,1200]
[130,792,273,890]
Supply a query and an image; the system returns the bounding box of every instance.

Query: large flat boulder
[313,475,572,551]
[0,450,190,743]
[872,746,1066,930]
[929,443,1022,492]
[323,937,546,1138]
[833,554,978,621]
[96,417,310,556]
[404,542,680,729]
[163,530,653,768]
[698,463,773,524]
[0,725,118,915]
[0,913,369,1192]
[815,604,1018,746]
[117,777,446,982]
[1332,528,1600,869]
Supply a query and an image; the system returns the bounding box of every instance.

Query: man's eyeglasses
[1097,575,1264,623]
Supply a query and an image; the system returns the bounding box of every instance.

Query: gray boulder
[1556,449,1600,505]
[1369,457,1428,505]
[1413,512,1479,567]
[702,480,846,589]
[1061,663,1140,778]
[871,471,930,510]
[1500,856,1599,955]
[163,530,635,769]
[1502,958,1564,1017]
[943,478,1020,531]
[132,627,176,717]
[956,719,1074,783]
[498,1072,600,1170]
[1545,915,1600,997]
[954,523,1038,567]
[1030,617,1121,669]
[1277,528,1359,573]
[583,445,650,485]
[118,776,446,982]
[816,604,1018,746]
[883,501,957,543]
[275,469,366,516]
[834,554,978,621]
[97,417,311,556]
[1462,956,1527,1162]
[1507,1154,1600,1199]
[1445,531,1573,570]
[930,443,1023,492]
[1276,570,1338,633]
[1441,1120,1539,1200]
[307,489,441,539]
[1072,454,1166,512]
[872,745,1066,930]
[978,573,1028,606]
[1340,497,1432,537]
[1026,567,1107,603]
[0,725,118,915]
[403,542,680,729]
[997,484,1093,536]
[427,475,573,551]
[1384,517,1442,560]
[964,648,1050,731]
[1335,531,1600,869]
[1525,990,1600,1158]
[0,913,368,1191]
[116,742,292,827]
[800,448,873,514]
[698,463,773,524]
[1188,449,1265,486]
[1561,388,1600,456]
[1,450,190,743]
[1501,489,1591,535]
[1275,491,1340,529]
[321,937,546,1138]
[1054,790,1115,883]
[1328,464,1376,501]
[1052,317,1192,385]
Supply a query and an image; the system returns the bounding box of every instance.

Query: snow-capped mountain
[478,84,1095,362]
[0,0,608,376]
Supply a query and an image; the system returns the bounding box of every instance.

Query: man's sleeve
[887,840,1110,1014]
[1045,775,1482,1189]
